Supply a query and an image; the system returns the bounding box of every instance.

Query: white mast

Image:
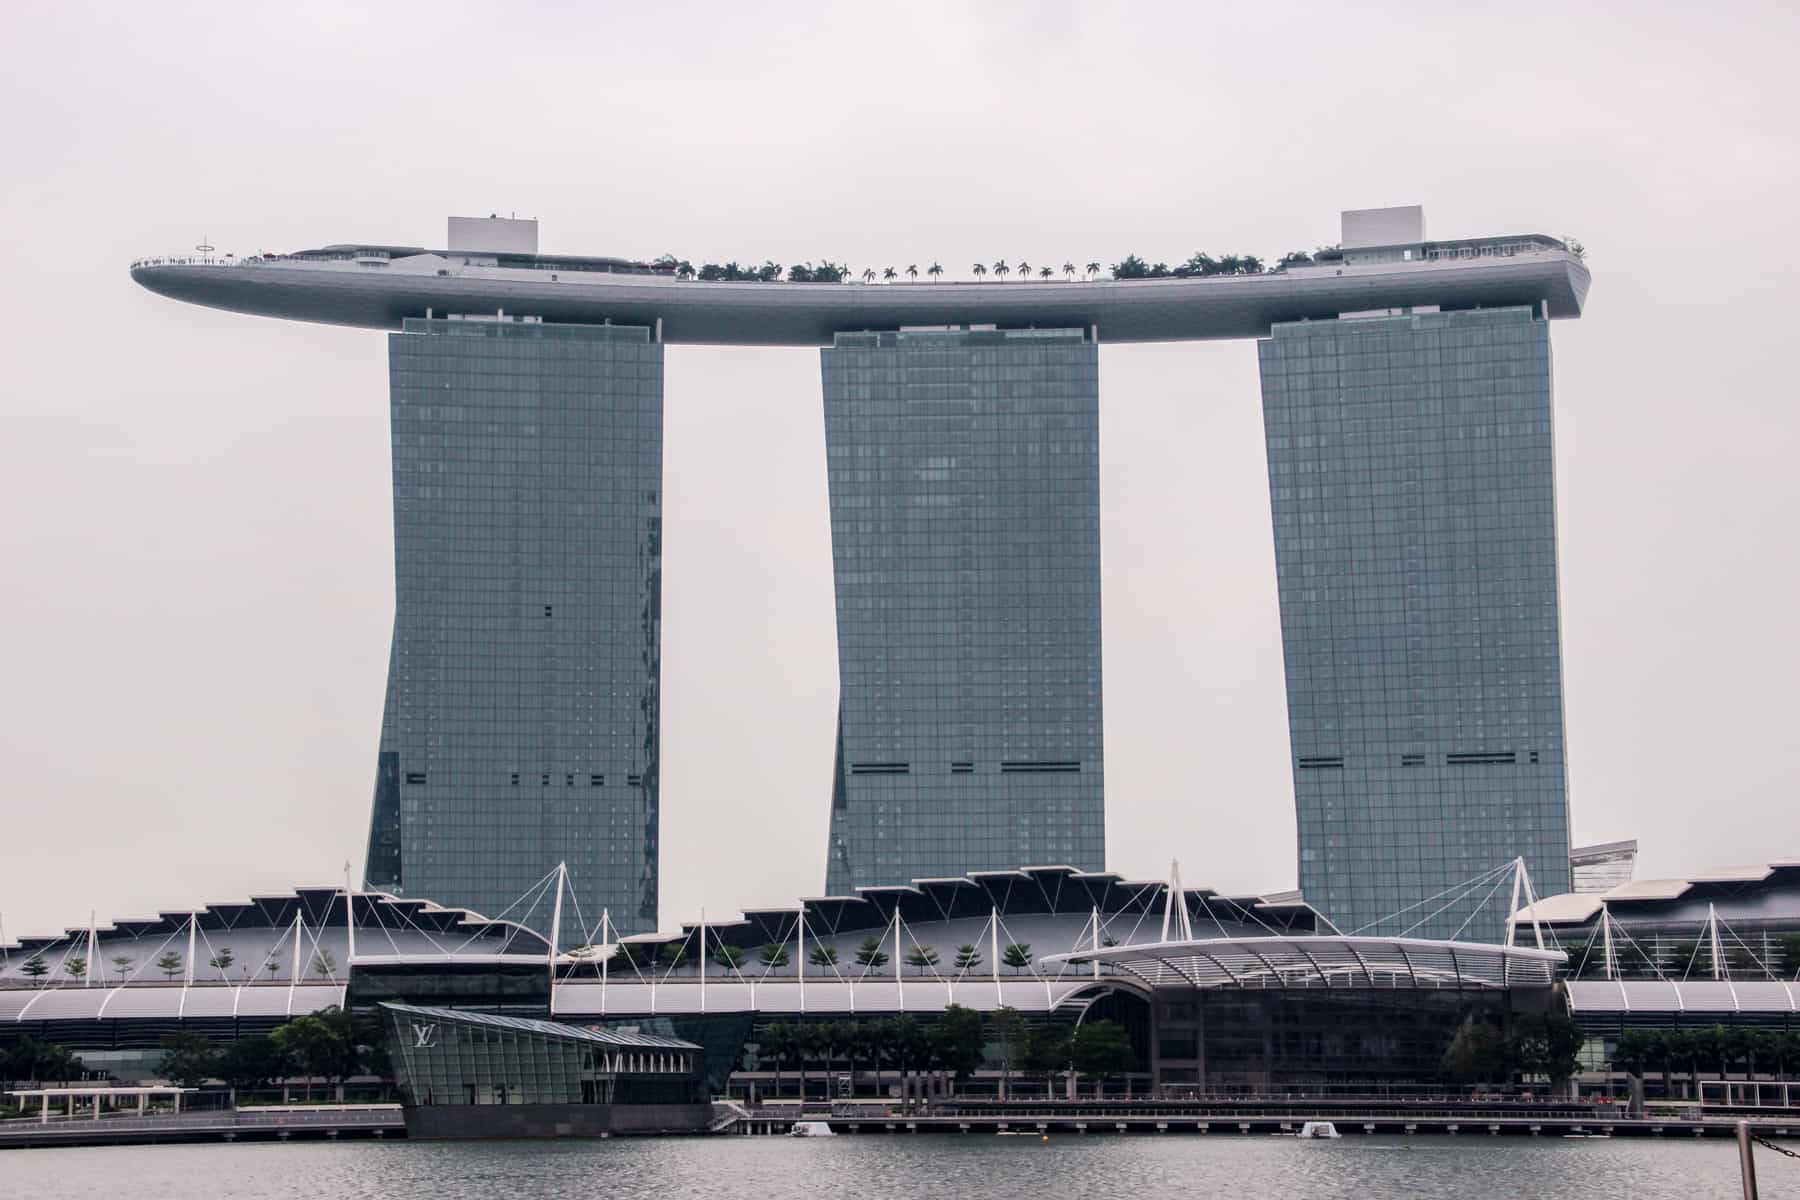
[1505,859,1524,949]
[990,907,1001,990]
[796,907,806,1015]
[599,909,612,1016]
[343,861,357,965]
[892,907,903,1010]
[548,862,567,990]
[287,910,303,1014]
[1161,859,1193,942]
[1601,901,1617,981]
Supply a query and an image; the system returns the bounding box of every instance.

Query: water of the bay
[0,1134,1763,1199]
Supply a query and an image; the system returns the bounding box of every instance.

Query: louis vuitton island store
[382,1003,710,1138]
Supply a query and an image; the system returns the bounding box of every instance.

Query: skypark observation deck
[129,233,1589,345]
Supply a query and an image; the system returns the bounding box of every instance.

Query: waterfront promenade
[0,1104,401,1150]
[8,1095,1800,1149]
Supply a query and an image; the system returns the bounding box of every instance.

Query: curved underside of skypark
[129,249,1590,345]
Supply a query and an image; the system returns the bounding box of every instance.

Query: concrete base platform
[403,1103,713,1140]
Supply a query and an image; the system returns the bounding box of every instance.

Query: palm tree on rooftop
[906,264,918,282]
[1017,259,1030,279]
[1039,266,1053,280]
[1085,261,1101,280]
[863,267,876,283]
[927,262,943,280]
[883,267,897,282]
[993,259,1009,281]
[972,263,987,282]
[1063,261,1076,281]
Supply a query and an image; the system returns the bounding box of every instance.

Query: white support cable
[365,896,455,961]
[91,922,188,1020]
[989,908,1044,981]
[1717,913,1779,981]
[296,910,336,983]
[655,925,701,986]
[1351,861,1514,937]
[1106,882,1163,947]
[448,870,559,959]
[1517,859,1546,951]
[1395,874,1506,941]
[1449,871,1515,944]
[1212,894,1285,939]
[1603,917,1670,983]
[852,909,896,983]
[895,910,949,996]
[1390,863,1520,939]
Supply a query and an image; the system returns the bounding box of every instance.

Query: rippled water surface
[0,1134,1760,1199]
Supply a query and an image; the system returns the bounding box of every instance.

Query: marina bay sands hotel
[131,206,1591,945]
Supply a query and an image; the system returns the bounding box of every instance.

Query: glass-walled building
[820,329,1106,892]
[382,1003,708,1137]
[1260,307,1573,943]
[364,319,664,937]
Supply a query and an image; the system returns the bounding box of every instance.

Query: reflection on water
[0,1133,1750,1200]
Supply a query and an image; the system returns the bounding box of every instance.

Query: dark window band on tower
[1296,756,1344,770]
[849,763,911,776]
[1446,751,1517,766]
[999,761,1082,774]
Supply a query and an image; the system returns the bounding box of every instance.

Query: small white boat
[788,1120,835,1137]
[1297,1121,1342,1139]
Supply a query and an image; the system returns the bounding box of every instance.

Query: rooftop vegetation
[649,247,1342,284]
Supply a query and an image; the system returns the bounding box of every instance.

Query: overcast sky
[2,1,1796,941]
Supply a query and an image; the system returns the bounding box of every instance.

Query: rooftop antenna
[195,237,215,263]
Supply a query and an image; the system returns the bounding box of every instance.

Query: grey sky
[2,1,1796,941]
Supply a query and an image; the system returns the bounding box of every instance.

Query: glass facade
[1153,988,1514,1093]
[1259,307,1572,943]
[364,319,663,937]
[821,329,1105,891]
